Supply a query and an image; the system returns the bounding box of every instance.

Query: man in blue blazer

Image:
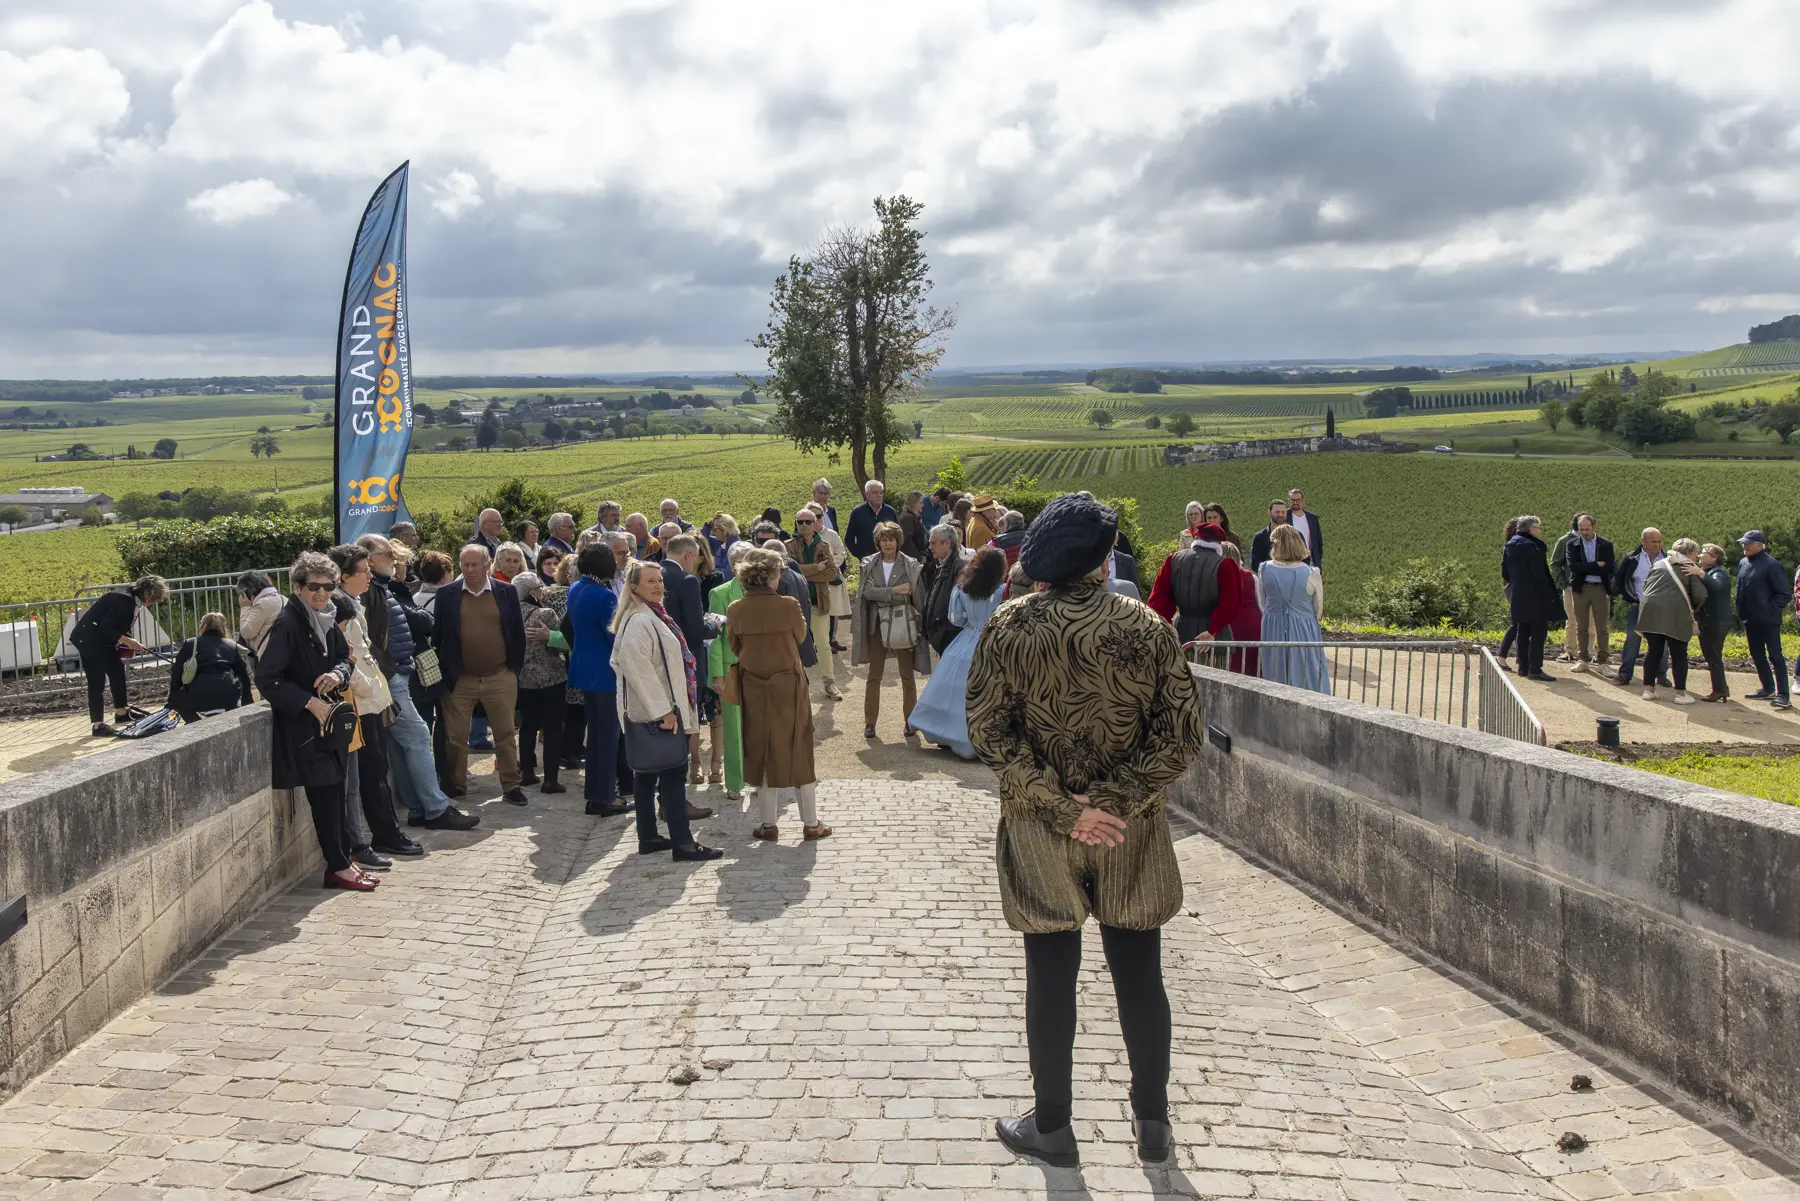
[433,544,529,805]
[1286,489,1324,569]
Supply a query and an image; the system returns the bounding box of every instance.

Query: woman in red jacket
[1146,523,1255,674]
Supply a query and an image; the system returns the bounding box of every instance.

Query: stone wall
[0,707,318,1098]
[1169,666,1800,1157]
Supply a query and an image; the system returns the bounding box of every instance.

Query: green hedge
[118,514,333,579]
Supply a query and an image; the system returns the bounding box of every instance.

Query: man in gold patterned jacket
[968,492,1207,1169]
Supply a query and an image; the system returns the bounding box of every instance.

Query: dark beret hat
[1020,494,1118,586]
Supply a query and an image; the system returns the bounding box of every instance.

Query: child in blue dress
[910,547,1007,758]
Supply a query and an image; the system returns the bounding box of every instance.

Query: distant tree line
[1747,315,1800,344]
[1087,366,1441,394]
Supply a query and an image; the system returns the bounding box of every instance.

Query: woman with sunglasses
[256,551,379,892]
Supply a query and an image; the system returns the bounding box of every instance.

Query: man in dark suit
[1286,489,1323,569]
[659,534,716,819]
[922,525,968,654]
[543,512,576,556]
[433,543,528,805]
[844,479,899,560]
[811,479,840,532]
[1562,513,1616,672]
[470,508,504,557]
[1249,499,1290,572]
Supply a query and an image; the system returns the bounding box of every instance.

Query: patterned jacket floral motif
[968,581,1206,934]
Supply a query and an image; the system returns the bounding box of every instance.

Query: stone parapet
[0,707,318,1098]
[1169,665,1800,1158]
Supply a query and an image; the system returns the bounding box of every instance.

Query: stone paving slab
[0,776,1795,1200]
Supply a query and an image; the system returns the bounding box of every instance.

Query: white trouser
[808,612,838,694]
[758,783,819,827]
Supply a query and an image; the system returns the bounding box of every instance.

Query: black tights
[1024,926,1170,1132]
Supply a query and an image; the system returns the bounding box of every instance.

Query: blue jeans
[1745,621,1790,700]
[387,674,450,820]
[1615,603,1669,684]
[583,691,620,804]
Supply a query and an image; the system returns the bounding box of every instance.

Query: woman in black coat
[254,552,377,892]
[69,575,167,735]
[1501,517,1561,681]
[168,611,253,721]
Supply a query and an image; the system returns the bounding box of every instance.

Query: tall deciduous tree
[754,195,955,487]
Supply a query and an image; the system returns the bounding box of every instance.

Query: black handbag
[621,615,688,774]
[316,689,359,753]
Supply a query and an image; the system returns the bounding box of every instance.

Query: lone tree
[1759,394,1800,444]
[1325,406,1336,438]
[476,418,500,450]
[754,195,956,487]
[1087,407,1115,429]
[249,430,281,458]
[151,437,178,459]
[0,505,26,532]
[1167,413,1197,438]
[1538,399,1565,432]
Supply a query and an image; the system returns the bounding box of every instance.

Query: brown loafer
[686,803,714,820]
[753,824,779,841]
[803,824,833,840]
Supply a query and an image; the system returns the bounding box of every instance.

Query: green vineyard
[1727,341,1800,369]
[967,445,1165,484]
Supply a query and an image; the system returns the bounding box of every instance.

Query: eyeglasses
[301,581,335,593]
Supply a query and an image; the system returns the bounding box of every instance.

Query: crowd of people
[1502,515,1796,709]
[69,473,1798,896]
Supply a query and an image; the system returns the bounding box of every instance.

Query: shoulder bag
[316,686,359,754]
[621,615,688,773]
[877,563,919,650]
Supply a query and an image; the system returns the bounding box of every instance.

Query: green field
[4,363,1798,619]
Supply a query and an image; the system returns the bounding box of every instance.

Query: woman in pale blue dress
[1257,524,1331,696]
[910,548,1007,759]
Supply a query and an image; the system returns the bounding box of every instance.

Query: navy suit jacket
[660,559,709,658]
[1290,510,1324,568]
[431,579,526,688]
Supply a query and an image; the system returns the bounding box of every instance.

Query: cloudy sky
[4,0,1800,377]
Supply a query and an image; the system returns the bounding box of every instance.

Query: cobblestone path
[1,778,1796,1200]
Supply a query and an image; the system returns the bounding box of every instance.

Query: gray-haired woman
[255,553,375,891]
[1637,536,1707,704]
[70,574,167,736]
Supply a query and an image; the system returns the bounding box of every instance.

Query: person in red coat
[1147,524,1252,672]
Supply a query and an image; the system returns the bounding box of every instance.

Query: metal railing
[1476,646,1548,745]
[1184,639,1546,745]
[0,568,287,705]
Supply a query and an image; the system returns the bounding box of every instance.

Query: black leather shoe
[638,836,673,855]
[351,847,392,870]
[423,806,480,831]
[372,838,424,857]
[995,1111,1078,1167]
[586,801,631,816]
[407,813,425,827]
[540,780,567,794]
[673,843,723,862]
[1133,1118,1173,1163]
[502,788,529,806]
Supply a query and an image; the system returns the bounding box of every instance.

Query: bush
[1359,558,1488,628]
[118,514,333,579]
[443,477,568,553]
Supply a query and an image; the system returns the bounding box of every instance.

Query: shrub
[1359,558,1488,629]
[118,514,333,578]
[443,477,568,553]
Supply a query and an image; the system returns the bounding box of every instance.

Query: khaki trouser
[864,641,917,727]
[1569,585,1611,665]
[757,783,819,827]
[442,670,522,793]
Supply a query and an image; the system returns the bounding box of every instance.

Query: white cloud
[185,177,294,224]
[0,45,129,172]
[432,170,482,219]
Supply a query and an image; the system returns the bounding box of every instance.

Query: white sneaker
[1672,693,1696,705]
[1642,688,1656,700]
[1571,661,1588,674]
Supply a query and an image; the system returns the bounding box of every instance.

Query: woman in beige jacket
[850,522,931,740]
[610,559,722,862]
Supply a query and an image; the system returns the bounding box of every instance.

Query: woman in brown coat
[727,547,830,842]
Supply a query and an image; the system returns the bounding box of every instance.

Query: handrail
[1183,638,1545,745]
